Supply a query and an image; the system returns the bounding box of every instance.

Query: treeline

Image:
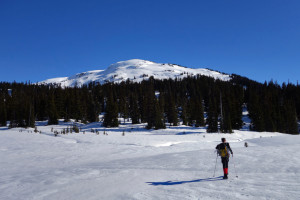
[0,75,299,134]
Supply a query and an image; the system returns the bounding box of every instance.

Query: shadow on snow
[146,176,223,186]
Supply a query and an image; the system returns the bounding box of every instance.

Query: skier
[216,138,233,179]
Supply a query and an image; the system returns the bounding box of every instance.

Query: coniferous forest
[0,75,299,134]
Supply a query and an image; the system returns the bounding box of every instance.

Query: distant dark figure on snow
[244,142,248,147]
[216,138,233,179]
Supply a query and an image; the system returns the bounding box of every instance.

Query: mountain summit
[39,59,231,87]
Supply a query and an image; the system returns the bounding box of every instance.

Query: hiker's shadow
[147,176,223,186]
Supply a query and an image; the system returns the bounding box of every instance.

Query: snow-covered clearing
[1,122,299,200]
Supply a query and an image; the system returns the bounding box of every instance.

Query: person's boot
[223,168,228,179]
[223,174,228,179]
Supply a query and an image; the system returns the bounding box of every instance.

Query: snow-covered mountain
[39,59,231,87]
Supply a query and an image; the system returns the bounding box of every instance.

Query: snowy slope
[39,59,231,87]
[1,122,300,200]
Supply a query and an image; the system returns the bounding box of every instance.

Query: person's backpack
[219,146,229,157]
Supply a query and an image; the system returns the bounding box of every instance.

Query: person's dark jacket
[216,142,233,157]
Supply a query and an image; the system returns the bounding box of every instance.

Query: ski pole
[213,153,218,177]
[232,155,238,178]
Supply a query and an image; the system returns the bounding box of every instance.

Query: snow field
[0,122,299,200]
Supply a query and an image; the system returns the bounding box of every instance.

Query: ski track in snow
[0,122,299,200]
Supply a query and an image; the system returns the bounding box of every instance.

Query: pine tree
[103,93,119,127]
[27,103,35,128]
[153,99,166,129]
[0,97,7,126]
[166,96,178,126]
[180,102,188,125]
[284,102,298,134]
[87,98,99,123]
[220,94,233,133]
[48,95,59,125]
[194,98,205,127]
[221,110,233,133]
[145,87,165,130]
[145,84,156,129]
[248,90,265,132]
[206,97,218,133]
[130,94,140,124]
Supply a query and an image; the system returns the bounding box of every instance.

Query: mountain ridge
[39,59,231,87]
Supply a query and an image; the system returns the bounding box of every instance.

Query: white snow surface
[39,59,231,87]
[1,121,300,200]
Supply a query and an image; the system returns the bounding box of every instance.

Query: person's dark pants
[221,157,229,175]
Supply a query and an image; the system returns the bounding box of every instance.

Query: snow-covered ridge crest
[39,59,231,87]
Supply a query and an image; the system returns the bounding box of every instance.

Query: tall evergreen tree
[87,99,99,123]
[0,96,7,126]
[284,102,298,134]
[48,95,59,125]
[194,98,205,127]
[103,93,119,127]
[145,83,156,129]
[221,110,233,133]
[220,94,233,133]
[166,96,178,126]
[26,103,35,128]
[119,96,129,122]
[153,99,166,129]
[180,102,188,125]
[248,90,265,132]
[206,96,218,133]
[129,94,140,124]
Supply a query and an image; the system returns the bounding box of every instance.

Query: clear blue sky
[1,0,299,84]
